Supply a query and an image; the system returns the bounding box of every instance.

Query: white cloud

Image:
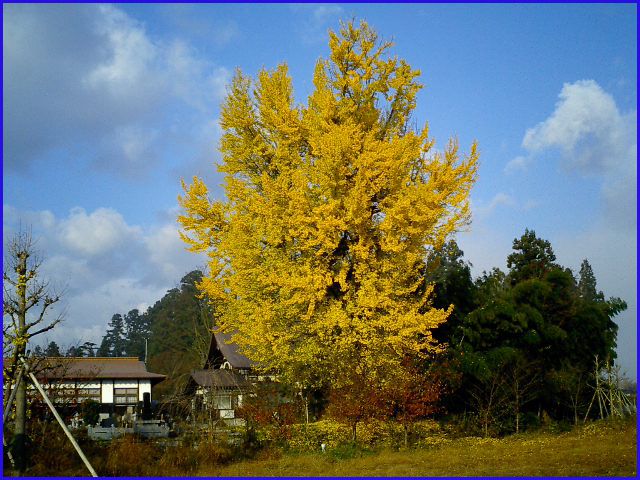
[143,222,207,283]
[524,81,616,159]
[3,4,229,179]
[58,207,141,256]
[4,204,206,347]
[85,5,162,97]
[166,39,231,112]
[520,80,636,231]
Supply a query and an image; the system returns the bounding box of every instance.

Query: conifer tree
[578,259,604,302]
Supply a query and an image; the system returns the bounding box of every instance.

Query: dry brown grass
[199,419,637,477]
[9,417,635,476]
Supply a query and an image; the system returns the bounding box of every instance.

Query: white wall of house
[138,380,151,401]
[101,379,154,404]
[33,378,156,405]
[102,379,113,403]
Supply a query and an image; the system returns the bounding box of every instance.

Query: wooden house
[186,330,263,425]
[7,357,165,417]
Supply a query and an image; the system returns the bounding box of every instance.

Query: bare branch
[25,294,61,330]
[3,272,17,287]
[24,281,48,312]
[27,318,63,339]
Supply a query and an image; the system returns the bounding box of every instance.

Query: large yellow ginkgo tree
[178,21,478,391]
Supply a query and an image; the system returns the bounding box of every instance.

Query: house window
[213,394,232,410]
[77,388,101,403]
[44,383,77,404]
[114,387,138,405]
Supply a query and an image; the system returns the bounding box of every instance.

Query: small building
[188,369,253,423]
[186,330,262,425]
[20,357,165,416]
[203,330,254,375]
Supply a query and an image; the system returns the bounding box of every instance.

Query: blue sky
[3,4,637,377]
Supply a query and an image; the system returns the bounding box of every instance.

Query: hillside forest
[63,228,628,436]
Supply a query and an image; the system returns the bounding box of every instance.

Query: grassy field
[200,419,637,477]
[8,417,636,476]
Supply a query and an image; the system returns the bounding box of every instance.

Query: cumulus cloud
[3,4,228,178]
[57,207,141,256]
[85,5,162,97]
[3,204,206,347]
[520,80,636,231]
[523,80,635,173]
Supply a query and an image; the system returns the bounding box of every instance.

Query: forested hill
[88,229,628,418]
[96,270,213,398]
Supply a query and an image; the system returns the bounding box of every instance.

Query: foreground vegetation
[204,419,637,477]
[10,417,635,477]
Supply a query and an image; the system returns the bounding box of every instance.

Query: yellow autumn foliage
[178,21,478,388]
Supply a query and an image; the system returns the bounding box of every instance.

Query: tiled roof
[209,330,254,370]
[5,357,166,383]
[190,369,252,390]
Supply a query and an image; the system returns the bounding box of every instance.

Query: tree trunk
[13,252,28,473]
[403,424,409,447]
[483,411,489,437]
[352,423,357,443]
[13,369,27,473]
[514,379,520,434]
[515,390,520,434]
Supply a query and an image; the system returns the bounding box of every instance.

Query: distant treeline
[82,229,626,433]
[93,270,212,397]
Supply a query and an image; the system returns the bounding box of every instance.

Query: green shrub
[328,442,374,460]
[80,400,100,426]
[270,418,445,453]
[285,420,351,452]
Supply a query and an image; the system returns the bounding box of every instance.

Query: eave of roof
[190,369,252,389]
[211,330,254,370]
[4,357,166,383]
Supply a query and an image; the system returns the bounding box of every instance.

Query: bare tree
[503,357,541,433]
[3,228,64,473]
[468,372,509,437]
